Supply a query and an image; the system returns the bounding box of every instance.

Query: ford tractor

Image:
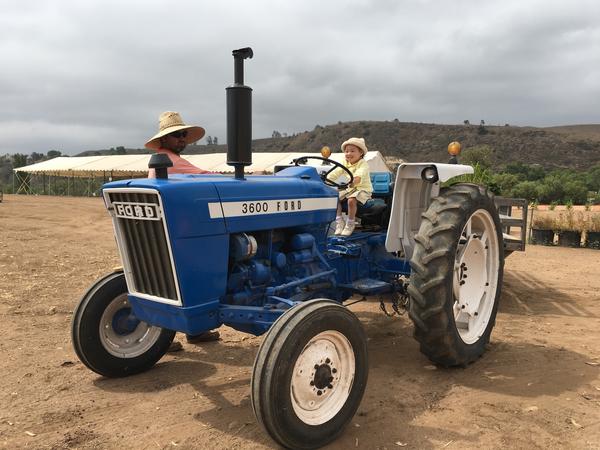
[72,48,526,449]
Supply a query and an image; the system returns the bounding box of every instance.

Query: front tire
[251,299,368,449]
[72,271,175,377]
[408,183,504,367]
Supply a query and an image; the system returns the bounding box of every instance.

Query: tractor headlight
[421,166,439,183]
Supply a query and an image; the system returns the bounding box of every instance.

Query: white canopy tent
[13,151,391,196]
[15,151,391,176]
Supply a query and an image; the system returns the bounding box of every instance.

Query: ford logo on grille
[113,202,160,220]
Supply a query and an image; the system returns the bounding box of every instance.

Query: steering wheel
[293,156,354,189]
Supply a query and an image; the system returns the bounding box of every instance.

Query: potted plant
[556,207,583,248]
[530,213,555,245]
[585,214,600,249]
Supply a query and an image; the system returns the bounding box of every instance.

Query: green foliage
[532,171,588,204]
[510,180,539,202]
[461,145,493,169]
[537,174,565,204]
[504,162,545,181]
[584,164,600,191]
[444,162,495,190]
[12,154,28,168]
[491,172,520,194]
[31,152,45,162]
[47,150,62,158]
[563,180,588,204]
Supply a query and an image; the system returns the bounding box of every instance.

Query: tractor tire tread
[407,183,504,367]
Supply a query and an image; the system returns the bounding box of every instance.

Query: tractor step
[494,197,528,253]
[340,278,392,296]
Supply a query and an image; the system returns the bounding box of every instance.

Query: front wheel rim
[453,209,500,344]
[99,294,162,358]
[290,330,356,425]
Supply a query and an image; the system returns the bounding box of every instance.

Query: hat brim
[341,141,368,156]
[145,125,206,150]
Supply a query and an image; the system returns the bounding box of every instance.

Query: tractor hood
[102,165,338,238]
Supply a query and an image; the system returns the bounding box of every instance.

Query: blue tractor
[72,48,525,449]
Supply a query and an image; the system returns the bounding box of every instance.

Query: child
[329,137,373,236]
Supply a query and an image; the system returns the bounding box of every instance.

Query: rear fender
[384,163,473,259]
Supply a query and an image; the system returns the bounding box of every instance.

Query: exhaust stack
[226,47,253,180]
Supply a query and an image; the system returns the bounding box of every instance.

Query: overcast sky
[2,0,600,155]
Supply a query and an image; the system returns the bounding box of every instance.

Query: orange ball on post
[320,146,332,158]
[448,141,462,156]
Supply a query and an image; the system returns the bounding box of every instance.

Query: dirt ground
[1,194,599,450]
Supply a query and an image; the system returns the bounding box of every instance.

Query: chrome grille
[108,191,179,301]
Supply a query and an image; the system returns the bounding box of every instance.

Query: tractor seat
[340,171,392,220]
[358,172,392,218]
[357,198,387,217]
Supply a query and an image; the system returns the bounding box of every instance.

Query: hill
[78,121,600,170]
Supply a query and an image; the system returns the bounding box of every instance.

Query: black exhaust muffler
[226,47,253,180]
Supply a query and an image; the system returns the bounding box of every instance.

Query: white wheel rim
[290,330,355,425]
[453,209,500,345]
[99,294,163,358]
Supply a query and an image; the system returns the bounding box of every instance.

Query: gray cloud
[1,0,599,155]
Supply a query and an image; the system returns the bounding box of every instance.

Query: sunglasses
[170,130,188,139]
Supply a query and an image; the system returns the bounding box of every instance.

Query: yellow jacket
[329,158,373,193]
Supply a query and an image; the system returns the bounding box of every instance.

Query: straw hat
[341,137,368,156]
[145,111,205,150]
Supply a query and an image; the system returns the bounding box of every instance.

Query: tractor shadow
[334,306,600,449]
[91,266,598,450]
[92,342,274,447]
[501,269,599,318]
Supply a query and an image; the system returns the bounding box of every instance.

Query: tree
[510,181,539,202]
[30,152,44,162]
[537,174,566,204]
[491,172,520,195]
[477,119,488,135]
[563,179,588,204]
[213,136,218,145]
[461,145,493,169]
[505,162,545,181]
[272,130,282,138]
[116,146,126,155]
[206,136,213,145]
[585,164,600,192]
[12,154,28,168]
[47,150,62,159]
[463,119,470,126]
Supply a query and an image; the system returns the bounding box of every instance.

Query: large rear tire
[408,183,504,367]
[251,299,368,450]
[72,271,175,377]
